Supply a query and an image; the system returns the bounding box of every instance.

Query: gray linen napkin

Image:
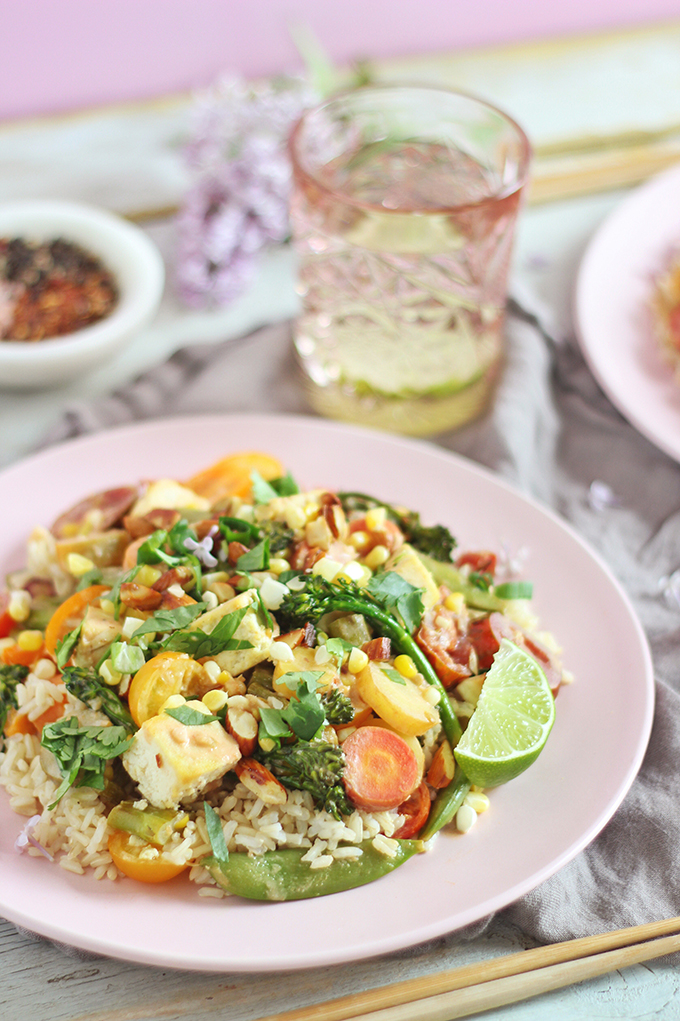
[34,304,680,945]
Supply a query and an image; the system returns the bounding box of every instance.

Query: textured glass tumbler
[288,85,531,436]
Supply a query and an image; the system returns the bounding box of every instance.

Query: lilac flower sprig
[175,74,315,309]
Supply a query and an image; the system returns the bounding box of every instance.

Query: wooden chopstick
[251,916,680,1021]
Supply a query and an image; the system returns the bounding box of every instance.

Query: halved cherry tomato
[44,584,110,657]
[1,643,44,667]
[185,451,284,504]
[127,650,211,726]
[108,831,189,883]
[394,781,431,839]
[0,591,14,639]
[4,709,36,738]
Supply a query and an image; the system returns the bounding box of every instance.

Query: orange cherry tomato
[1,643,44,667]
[185,451,284,504]
[4,709,36,738]
[108,831,189,884]
[44,584,110,658]
[127,650,211,726]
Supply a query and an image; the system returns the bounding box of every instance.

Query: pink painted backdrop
[2,0,679,121]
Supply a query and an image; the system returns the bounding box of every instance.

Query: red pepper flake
[0,236,118,342]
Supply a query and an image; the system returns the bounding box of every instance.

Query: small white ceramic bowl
[0,199,165,389]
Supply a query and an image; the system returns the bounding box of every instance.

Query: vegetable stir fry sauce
[0,453,566,900]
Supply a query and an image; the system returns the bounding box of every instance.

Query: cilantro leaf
[236,538,270,572]
[381,667,407,686]
[251,470,300,504]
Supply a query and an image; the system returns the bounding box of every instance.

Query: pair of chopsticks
[256,916,680,1021]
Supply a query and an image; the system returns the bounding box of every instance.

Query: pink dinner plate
[575,161,680,463]
[0,414,654,971]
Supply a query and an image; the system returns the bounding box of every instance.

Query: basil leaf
[165,705,217,726]
[236,539,270,572]
[204,802,229,864]
[76,568,104,591]
[367,572,425,635]
[259,707,293,741]
[55,622,83,671]
[382,667,407,686]
[282,688,326,741]
[42,717,133,808]
[131,603,206,639]
[163,606,253,658]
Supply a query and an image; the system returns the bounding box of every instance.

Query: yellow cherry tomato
[108,831,188,884]
[127,650,211,726]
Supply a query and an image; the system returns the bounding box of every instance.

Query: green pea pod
[203,839,425,901]
[419,766,471,842]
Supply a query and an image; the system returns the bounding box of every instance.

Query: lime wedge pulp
[454,638,556,788]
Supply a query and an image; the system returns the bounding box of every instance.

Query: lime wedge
[454,638,556,788]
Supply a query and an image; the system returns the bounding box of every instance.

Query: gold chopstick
[250,916,680,1021]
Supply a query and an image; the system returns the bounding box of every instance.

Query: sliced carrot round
[185,451,284,504]
[44,584,110,657]
[108,831,188,883]
[341,725,421,812]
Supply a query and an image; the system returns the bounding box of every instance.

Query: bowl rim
[0,198,165,366]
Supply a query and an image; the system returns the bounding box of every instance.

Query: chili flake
[0,237,119,342]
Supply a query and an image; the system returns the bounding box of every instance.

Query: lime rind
[454,638,556,787]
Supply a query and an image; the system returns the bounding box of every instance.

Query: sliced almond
[234,758,288,805]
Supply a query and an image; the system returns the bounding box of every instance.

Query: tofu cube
[122,711,241,809]
[192,587,278,675]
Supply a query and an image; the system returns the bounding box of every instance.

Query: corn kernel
[33,658,57,680]
[444,592,466,614]
[8,590,31,623]
[365,507,387,531]
[202,689,230,713]
[348,530,370,552]
[394,654,418,679]
[311,557,343,582]
[456,804,477,833]
[364,545,389,570]
[197,661,218,685]
[202,590,219,611]
[269,558,290,576]
[99,660,122,686]
[269,640,295,663]
[99,599,116,617]
[161,693,186,711]
[464,791,490,814]
[136,564,162,587]
[259,735,277,753]
[67,552,96,576]
[122,615,146,639]
[347,647,369,674]
[314,645,332,665]
[17,630,43,652]
[186,699,211,715]
[423,686,442,705]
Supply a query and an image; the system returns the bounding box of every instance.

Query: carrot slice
[185,451,284,504]
[341,725,421,812]
[4,709,36,738]
[44,584,110,657]
[1,644,44,667]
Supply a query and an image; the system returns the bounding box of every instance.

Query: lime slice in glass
[454,638,556,788]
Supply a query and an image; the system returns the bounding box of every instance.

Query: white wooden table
[3,24,680,1020]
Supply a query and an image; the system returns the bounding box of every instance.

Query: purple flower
[175,74,314,309]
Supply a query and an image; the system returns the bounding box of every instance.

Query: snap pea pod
[204,839,425,901]
[419,765,471,842]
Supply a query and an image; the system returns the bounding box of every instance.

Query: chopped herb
[109,641,146,675]
[494,580,534,600]
[469,571,493,592]
[251,470,299,503]
[165,705,217,726]
[55,621,83,670]
[382,667,407,686]
[163,606,254,658]
[204,802,229,864]
[130,602,206,640]
[76,567,104,591]
[366,572,425,635]
[236,538,270,572]
[0,663,28,736]
[41,717,133,808]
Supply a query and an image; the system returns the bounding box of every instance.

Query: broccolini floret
[339,492,457,562]
[262,740,353,819]
[62,665,137,734]
[320,687,354,725]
